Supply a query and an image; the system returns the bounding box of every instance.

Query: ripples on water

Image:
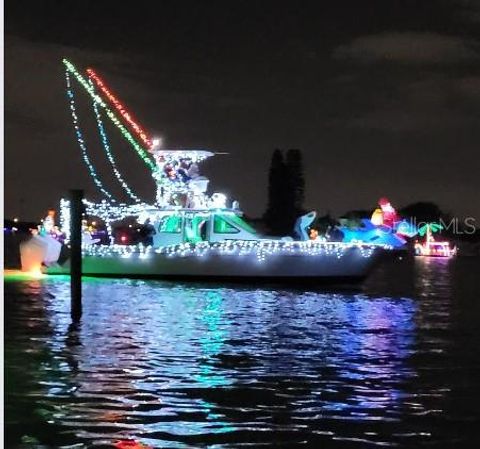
[4,257,480,448]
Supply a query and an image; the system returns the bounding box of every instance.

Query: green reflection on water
[195,290,230,388]
[3,271,119,284]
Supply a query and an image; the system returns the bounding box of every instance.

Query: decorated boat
[338,197,418,249]
[42,149,391,283]
[21,59,396,284]
[414,223,456,258]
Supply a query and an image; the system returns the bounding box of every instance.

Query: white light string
[65,70,116,201]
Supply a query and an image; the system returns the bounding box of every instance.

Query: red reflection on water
[114,440,153,449]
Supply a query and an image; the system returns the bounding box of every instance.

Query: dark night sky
[5,0,480,221]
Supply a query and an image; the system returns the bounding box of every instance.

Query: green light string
[89,79,142,203]
[65,70,116,201]
[63,58,156,172]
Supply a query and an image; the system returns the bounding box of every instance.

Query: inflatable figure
[294,211,317,241]
[395,219,418,238]
[378,197,398,228]
[341,218,406,248]
[371,208,384,226]
[43,209,56,234]
[20,234,62,271]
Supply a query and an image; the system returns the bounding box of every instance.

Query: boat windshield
[159,215,182,233]
[224,214,257,234]
[214,216,240,234]
[184,216,208,243]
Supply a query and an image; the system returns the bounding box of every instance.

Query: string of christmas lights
[80,239,385,262]
[89,79,142,202]
[59,196,386,260]
[60,198,152,243]
[87,68,153,150]
[59,198,71,241]
[63,59,156,172]
[159,240,381,261]
[65,71,116,201]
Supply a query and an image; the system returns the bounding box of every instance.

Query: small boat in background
[414,223,456,258]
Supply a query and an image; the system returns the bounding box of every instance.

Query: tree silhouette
[399,202,447,223]
[285,149,305,215]
[264,149,305,236]
[264,149,286,234]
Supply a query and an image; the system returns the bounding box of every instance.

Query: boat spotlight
[152,137,163,149]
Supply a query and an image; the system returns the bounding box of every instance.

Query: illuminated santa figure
[378,197,398,228]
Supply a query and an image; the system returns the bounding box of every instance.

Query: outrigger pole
[87,68,154,151]
[62,59,156,172]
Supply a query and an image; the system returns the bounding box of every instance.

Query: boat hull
[45,247,384,284]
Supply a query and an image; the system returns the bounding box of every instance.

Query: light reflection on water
[5,257,480,448]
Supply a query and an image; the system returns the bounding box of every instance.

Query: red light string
[87,68,154,150]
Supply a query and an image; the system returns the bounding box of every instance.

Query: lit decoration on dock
[87,68,154,150]
[65,70,115,201]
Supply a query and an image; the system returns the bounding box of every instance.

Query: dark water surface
[4,257,480,448]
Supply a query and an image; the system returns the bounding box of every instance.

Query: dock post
[70,189,83,322]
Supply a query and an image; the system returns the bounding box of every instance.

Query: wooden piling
[70,189,83,322]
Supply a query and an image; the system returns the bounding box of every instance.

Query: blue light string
[63,59,156,172]
[89,79,141,203]
[65,70,116,202]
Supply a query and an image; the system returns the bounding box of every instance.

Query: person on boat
[155,153,166,165]
[325,225,344,242]
[309,228,320,240]
[187,162,200,179]
[142,218,156,246]
[164,163,178,181]
[177,158,192,183]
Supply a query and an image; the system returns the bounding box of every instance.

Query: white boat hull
[45,246,385,284]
